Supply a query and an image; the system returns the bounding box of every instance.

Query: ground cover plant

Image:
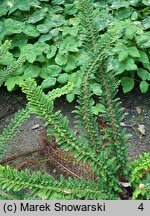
[0,0,149,200]
[0,0,150,106]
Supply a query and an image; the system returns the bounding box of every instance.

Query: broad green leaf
[4,77,16,91]
[121,77,135,93]
[20,44,37,63]
[141,40,150,48]
[37,22,53,33]
[23,25,39,37]
[24,65,40,78]
[91,83,102,96]
[46,45,57,59]
[47,65,62,77]
[62,27,79,36]
[59,36,80,53]
[125,25,137,39]
[125,59,138,71]
[63,54,77,72]
[41,77,56,89]
[64,4,78,15]
[118,50,128,62]
[0,52,13,65]
[11,34,28,48]
[136,34,150,47]
[55,52,67,65]
[128,47,140,58]
[34,42,50,55]
[139,81,149,93]
[110,1,129,9]
[39,34,53,42]
[91,103,106,115]
[28,10,47,24]
[66,92,75,103]
[139,50,150,64]
[57,73,69,84]
[4,19,23,34]
[137,69,150,81]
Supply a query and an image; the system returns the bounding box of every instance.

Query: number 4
[138,203,144,211]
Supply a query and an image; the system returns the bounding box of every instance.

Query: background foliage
[0,0,150,104]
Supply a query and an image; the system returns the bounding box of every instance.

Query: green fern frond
[0,56,26,87]
[48,82,74,101]
[130,152,150,184]
[0,106,30,160]
[0,40,11,61]
[75,42,113,152]
[78,0,99,51]
[97,66,129,177]
[0,165,118,199]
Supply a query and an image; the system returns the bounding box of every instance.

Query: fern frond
[0,40,11,61]
[0,165,118,199]
[98,66,129,177]
[78,0,99,51]
[130,152,150,184]
[75,31,115,152]
[48,82,74,101]
[0,56,26,87]
[0,106,30,160]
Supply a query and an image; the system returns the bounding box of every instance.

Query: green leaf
[4,77,16,91]
[63,54,77,72]
[136,34,150,47]
[128,47,140,58]
[91,103,106,115]
[57,73,69,84]
[37,22,53,33]
[23,25,39,37]
[59,36,80,53]
[28,10,47,24]
[137,69,150,81]
[139,81,149,93]
[0,52,13,65]
[125,59,138,71]
[47,65,62,77]
[139,50,150,64]
[24,65,40,78]
[11,34,28,48]
[118,50,128,62]
[55,52,67,65]
[131,11,138,20]
[142,16,150,30]
[41,77,56,89]
[91,83,102,96]
[39,34,53,42]
[46,45,57,59]
[121,77,135,93]
[125,25,137,39]
[66,92,75,103]
[20,44,37,63]
[62,27,79,37]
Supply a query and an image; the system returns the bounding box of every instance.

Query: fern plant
[0,0,149,200]
[130,153,150,199]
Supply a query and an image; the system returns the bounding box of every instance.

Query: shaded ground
[0,87,149,162]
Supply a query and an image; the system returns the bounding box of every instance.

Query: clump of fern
[0,0,149,200]
[130,153,150,199]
